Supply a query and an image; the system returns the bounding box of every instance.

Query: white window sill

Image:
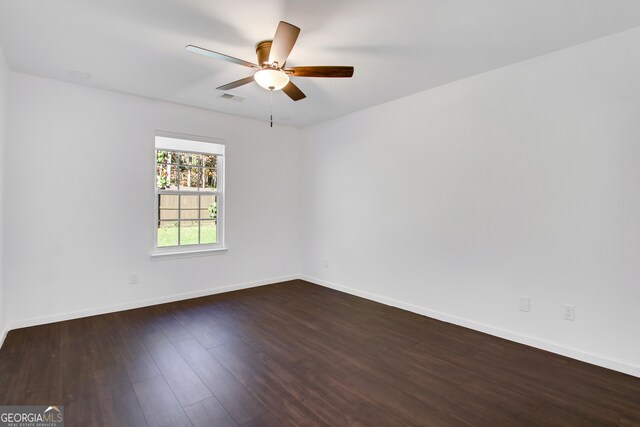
[150,247,228,260]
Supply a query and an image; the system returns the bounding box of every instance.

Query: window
[154,132,225,254]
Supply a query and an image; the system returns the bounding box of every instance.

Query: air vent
[220,93,246,103]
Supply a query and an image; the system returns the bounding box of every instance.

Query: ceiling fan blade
[186,45,259,69]
[268,21,300,67]
[282,81,306,101]
[216,76,255,91]
[285,66,354,78]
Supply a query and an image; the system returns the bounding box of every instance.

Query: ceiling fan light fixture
[188,21,353,106]
[254,68,289,91]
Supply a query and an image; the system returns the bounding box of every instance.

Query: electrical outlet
[323,259,329,268]
[562,304,575,321]
[518,296,531,312]
[129,273,139,285]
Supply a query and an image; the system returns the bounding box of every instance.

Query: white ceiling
[2,0,640,128]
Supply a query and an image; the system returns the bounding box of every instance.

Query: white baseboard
[0,326,7,351]
[6,274,300,333]
[300,275,640,378]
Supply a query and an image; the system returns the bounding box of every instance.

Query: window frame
[151,131,226,257]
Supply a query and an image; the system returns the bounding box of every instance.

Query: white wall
[4,73,304,328]
[303,27,640,375]
[0,44,9,339]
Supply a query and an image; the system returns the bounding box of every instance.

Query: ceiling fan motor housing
[256,40,273,66]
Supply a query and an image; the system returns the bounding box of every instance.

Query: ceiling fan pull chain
[270,89,274,128]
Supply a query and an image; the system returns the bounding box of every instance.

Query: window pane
[165,151,178,165]
[201,168,217,191]
[180,209,198,220]
[177,152,188,165]
[179,194,198,220]
[157,221,178,247]
[157,165,177,190]
[178,152,201,166]
[157,150,180,165]
[200,220,217,244]
[203,155,217,168]
[156,150,168,164]
[156,165,164,189]
[166,165,177,190]
[180,220,199,245]
[179,167,199,191]
[156,165,165,189]
[159,194,178,209]
[200,195,217,219]
[159,209,178,220]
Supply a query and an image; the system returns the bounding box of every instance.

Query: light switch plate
[562,304,575,321]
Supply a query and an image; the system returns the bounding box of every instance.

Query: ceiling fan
[186,21,354,102]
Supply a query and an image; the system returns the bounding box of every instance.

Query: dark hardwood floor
[1,280,640,426]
